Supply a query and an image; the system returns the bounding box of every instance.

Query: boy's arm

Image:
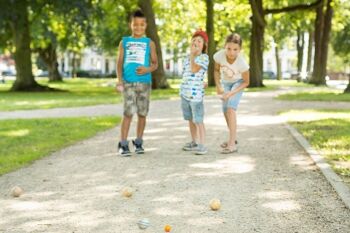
[214,62,224,94]
[149,40,158,72]
[136,40,158,75]
[116,41,124,91]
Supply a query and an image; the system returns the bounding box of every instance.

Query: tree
[248,0,322,87]
[139,0,168,89]
[0,0,46,91]
[332,0,350,93]
[309,0,334,85]
[206,0,215,86]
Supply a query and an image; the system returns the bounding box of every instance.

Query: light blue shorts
[222,80,243,112]
[181,96,204,124]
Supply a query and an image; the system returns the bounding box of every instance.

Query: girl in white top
[213,33,250,154]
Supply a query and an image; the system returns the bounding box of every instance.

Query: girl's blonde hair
[225,33,242,47]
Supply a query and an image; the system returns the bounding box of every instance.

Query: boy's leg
[118,83,136,156]
[136,114,146,139]
[121,115,133,141]
[133,83,151,154]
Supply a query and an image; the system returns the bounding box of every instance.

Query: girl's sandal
[220,141,238,148]
[221,147,238,154]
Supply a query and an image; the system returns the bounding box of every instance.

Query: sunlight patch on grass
[277,90,350,102]
[0,129,30,137]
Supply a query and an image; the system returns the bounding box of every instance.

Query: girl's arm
[190,43,202,73]
[214,62,224,94]
[221,70,250,100]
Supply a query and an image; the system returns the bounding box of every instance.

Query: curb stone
[285,123,350,209]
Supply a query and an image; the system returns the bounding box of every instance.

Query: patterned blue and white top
[180,54,209,102]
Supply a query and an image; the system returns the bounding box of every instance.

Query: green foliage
[94,0,138,54]
[332,0,350,63]
[0,116,120,175]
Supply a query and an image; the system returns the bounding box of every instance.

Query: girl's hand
[220,92,232,101]
[203,82,208,88]
[116,83,124,92]
[216,86,224,95]
[190,43,200,56]
[136,66,149,75]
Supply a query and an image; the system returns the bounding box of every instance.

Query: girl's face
[130,17,147,37]
[191,36,205,53]
[224,42,241,60]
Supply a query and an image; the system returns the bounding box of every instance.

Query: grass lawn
[277,89,350,102]
[0,78,312,111]
[281,109,350,179]
[0,116,120,175]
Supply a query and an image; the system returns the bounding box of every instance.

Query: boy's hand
[116,83,124,92]
[136,66,149,75]
[203,82,208,89]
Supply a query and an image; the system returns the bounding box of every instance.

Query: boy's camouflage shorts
[123,82,151,117]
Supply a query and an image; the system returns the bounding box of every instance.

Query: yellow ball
[121,187,133,198]
[164,224,172,232]
[11,186,24,198]
[209,198,221,211]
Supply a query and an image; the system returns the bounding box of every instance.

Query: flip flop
[221,147,238,154]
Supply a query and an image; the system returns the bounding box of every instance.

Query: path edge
[285,123,350,209]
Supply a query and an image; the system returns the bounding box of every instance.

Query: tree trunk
[139,0,168,89]
[206,0,215,86]
[310,0,333,85]
[296,28,304,76]
[37,43,62,82]
[71,52,77,78]
[306,29,313,75]
[275,46,281,80]
[249,0,265,87]
[345,75,350,93]
[10,1,44,91]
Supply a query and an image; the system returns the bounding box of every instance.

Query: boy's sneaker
[194,144,208,155]
[132,140,144,154]
[183,141,198,151]
[118,142,131,157]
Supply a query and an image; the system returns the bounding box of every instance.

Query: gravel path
[0,91,349,232]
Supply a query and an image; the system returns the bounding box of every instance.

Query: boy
[116,10,158,156]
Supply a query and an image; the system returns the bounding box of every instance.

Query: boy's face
[225,42,241,60]
[191,36,205,53]
[130,17,147,37]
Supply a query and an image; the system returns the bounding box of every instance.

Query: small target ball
[209,198,221,211]
[121,187,133,198]
[11,186,24,197]
[164,224,172,232]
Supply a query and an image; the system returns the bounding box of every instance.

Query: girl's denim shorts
[222,79,243,112]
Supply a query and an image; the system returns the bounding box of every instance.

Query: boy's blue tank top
[122,36,151,83]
